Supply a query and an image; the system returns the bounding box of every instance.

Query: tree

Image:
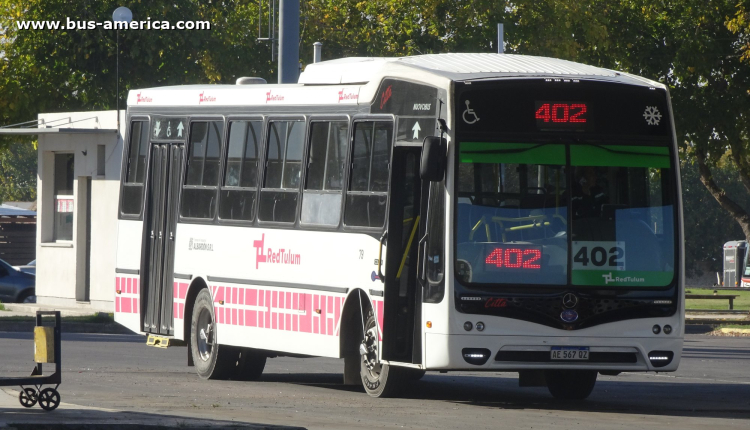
[0,141,36,204]
[0,0,274,130]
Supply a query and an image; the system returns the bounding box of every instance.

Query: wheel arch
[339,288,372,359]
[15,287,35,303]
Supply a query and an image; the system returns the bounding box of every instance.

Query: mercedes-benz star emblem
[562,293,578,309]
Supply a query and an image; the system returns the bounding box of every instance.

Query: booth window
[181,121,224,219]
[121,120,149,215]
[258,120,304,223]
[54,153,74,241]
[219,120,262,221]
[301,121,348,226]
[344,121,392,227]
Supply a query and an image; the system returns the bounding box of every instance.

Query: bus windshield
[455,142,675,288]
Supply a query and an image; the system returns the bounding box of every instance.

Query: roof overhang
[0,128,118,135]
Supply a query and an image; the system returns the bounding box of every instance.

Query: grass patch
[0,301,5,311]
[685,288,750,310]
[717,324,750,330]
[0,313,115,323]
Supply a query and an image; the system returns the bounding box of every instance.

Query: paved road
[0,332,748,429]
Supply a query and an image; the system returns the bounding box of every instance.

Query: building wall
[35,111,123,311]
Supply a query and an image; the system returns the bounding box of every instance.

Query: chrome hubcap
[361,326,381,378]
[196,308,214,361]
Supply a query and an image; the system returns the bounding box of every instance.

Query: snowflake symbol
[643,106,662,126]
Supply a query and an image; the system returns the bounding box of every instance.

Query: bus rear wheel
[235,348,267,381]
[190,289,235,380]
[545,370,597,400]
[360,309,404,398]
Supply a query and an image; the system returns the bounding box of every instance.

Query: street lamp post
[112,7,133,131]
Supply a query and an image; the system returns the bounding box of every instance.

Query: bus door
[142,142,184,335]
[382,145,423,363]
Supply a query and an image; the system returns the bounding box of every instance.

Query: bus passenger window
[259,120,304,223]
[301,121,349,226]
[219,120,261,221]
[344,121,392,228]
[181,121,223,219]
[121,120,149,216]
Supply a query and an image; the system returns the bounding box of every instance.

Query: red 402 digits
[485,248,542,269]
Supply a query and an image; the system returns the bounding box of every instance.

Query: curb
[719,327,750,335]
[0,321,131,334]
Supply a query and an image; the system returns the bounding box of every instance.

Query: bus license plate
[551,347,589,360]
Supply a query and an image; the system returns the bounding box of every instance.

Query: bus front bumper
[424,333,683,372]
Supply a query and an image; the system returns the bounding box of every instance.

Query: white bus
[114,53,684,399]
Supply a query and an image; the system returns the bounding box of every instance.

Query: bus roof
[300,53,617,82]
[127,53,663,108]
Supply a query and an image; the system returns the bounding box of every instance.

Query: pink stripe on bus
[265,290,271,329]
[300,293,311,333]
[133,279,139,295]
[335,297,342,335]
[313,295,319,334]
[122,297,131,313]
[326,296,336,336]
[115,297,120,313]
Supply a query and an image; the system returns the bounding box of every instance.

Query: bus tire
[190,289,234,380]
[403,369,426,381]
[360,308,404,398]
[545,370,597,400]
[236,348,267,381]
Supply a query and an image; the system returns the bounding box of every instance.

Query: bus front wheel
[359,308,405,398]
[545,370,597,400]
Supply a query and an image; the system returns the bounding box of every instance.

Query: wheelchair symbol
[462,100,480,124]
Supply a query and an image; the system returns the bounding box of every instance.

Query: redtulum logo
[199,92,216,104]
[136,92,152,104]
[252,234,300,269]
[379,85,392,109]
[266,90,284,103]
[338,89,358,103]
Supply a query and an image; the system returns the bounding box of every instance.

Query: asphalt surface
[0,331,749,429]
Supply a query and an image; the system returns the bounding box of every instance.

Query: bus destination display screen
[456,80,670,139]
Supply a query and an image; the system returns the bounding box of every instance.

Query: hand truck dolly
[0,311,62,411]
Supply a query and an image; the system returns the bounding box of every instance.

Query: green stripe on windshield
[570,145,670,168]
[459,142,565,165]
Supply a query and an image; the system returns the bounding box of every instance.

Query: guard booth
[0,111,122,310]
[722,240,747,287]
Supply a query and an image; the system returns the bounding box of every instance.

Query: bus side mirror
[420,136,446,182]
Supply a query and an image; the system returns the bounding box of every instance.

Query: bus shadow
[266,372,750,420]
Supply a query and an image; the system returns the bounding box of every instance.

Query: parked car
[16,259,36,275]
[0,258,35,303]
